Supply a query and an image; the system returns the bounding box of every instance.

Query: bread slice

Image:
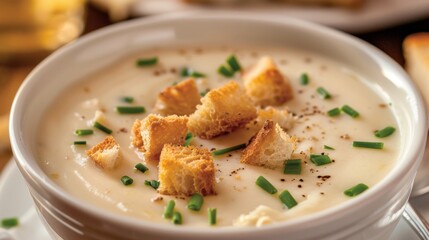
[158,144,216,196]
[256,107,295,131]
[131,114,188,162]
[188,81,257,139]
[243,56,293,107]
[86,136,120,169]
[241,120,296,169]
[155,78,201,116]
[403,33,429,110]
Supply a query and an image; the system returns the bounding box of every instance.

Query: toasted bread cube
[404,33,429,110]
[256,107,295,130]
[131,114,188,162]
[86,136,120,169]
[188,81,257,139]
[243,56,293,107]
[241,120,296,169]
[155,78,201,116]
[158,144,216,196]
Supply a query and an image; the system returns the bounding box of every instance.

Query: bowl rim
[9,11,428,237]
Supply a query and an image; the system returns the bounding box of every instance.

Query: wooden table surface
[0,3,429,171]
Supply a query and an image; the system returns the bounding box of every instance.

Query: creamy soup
[37,46,399,227]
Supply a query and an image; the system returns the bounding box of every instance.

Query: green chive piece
[120,96,134,103]
[324,145,335,150]
[341,105,359,118]
[344,183,369,197]
[327,108,341,117]
[187,193,204,211]
[135,163,148,173]
[136,57,158,66]
[180,67,206,78]
[191,71,206,78]
[255,176,278,194]
[121,176,133,186]
[316,87,331,99]
[93,121,112,134]
[310,154,332,166]
[172,211,182,225]
[218,65,234,77]
[208,208,217,226]
[211,143,246,156]
[374,126,396,138]
[227,55,241,72]
[73,141,87,145]
[200,89,210,97]
[279,190,298,209]
[300,73,309,85]
[116,106,145,114]
[1,217,19,229]
[180,67,190,77]
[184,133,193,147]
[145,180,160,190]
[164,200,175,219]
[353,141,384,149]
[284,159,302,175]
[75,129,93,136]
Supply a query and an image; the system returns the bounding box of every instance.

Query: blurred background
[0,0,429,170]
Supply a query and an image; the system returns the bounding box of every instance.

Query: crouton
[188,81,257,139]
[86,136,120,169]
[155,78,201,116]
[241,120,296,169]
[158,144,216,196]
[403,33,429,110]
[243,56,293,107]
[131,114,188,162]
[256,107,295,130]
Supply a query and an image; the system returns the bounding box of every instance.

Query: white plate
[0,159,425,239]
[131,0,429,33]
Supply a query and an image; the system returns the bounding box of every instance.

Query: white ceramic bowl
[10,12,428,240]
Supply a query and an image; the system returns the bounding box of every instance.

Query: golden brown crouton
[241,120,296,169]
[403,33,429,109]
[188,81,257,139]
[255,107,295,130]
[243,56,293,107]
[158,144,216,196]
[131,114,188,162]
[155,78,201,116]
[86,136,120,169]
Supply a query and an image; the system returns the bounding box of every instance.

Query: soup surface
[38,46,400,227]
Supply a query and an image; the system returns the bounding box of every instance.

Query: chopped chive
[93,121,112,134]
[344,183,369,197]
[73,141,87,145]
[120,176,133,186]
[164,200,175,219]
[211,143,246,156]
[120,96,134,103]
[227,55,241,72]
[283,159,302,175]
[200,89,210,97]
[135,163,148,173]
[184,133,193,147]
[324,145,335,150]
[136,57,158,66]
[217,65,234,77]
[180,67,206,78]
[116,106,145,114]
[300,73,309,85]
[310,154,332,166]
[145,180,160,190]
[353,141,384,149]
[75,129,93,136]
[1,217,19,229]
[316,87,331,99]
[374,126,396,138]
[180,67,190,77]
[172,211,182,225]
[341,105,359,118]
[256,176,278,194]
[208,208,217,225]
[187,193,204,211]
[191,71,206,78]
[327,107,341,117]
[279,190,298,209]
